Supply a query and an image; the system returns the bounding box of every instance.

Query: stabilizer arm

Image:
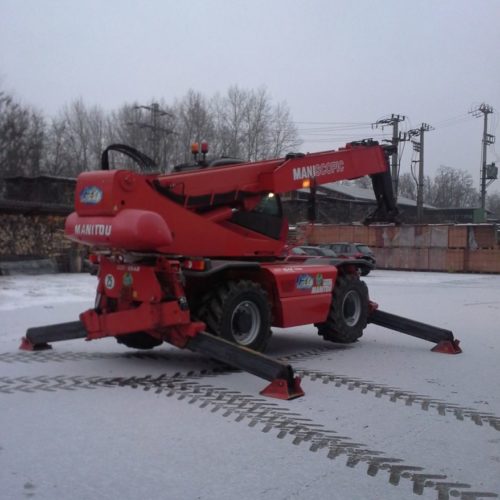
[369,309,461,354]
[20,321,304,400]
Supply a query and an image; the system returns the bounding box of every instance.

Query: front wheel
[315,273,369,343]
[195,280,272,352]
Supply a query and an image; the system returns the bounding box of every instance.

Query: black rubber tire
[195,280,272,352]
[116,332,163,350]
[315,274,369,343]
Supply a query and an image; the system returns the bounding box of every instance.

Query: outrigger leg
[369,309,462,354]
[20,322,304,400]
[186,332,304,400]
[20,321,87,351]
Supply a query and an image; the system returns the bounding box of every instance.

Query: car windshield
[321,248,337,256]
[356,245,372,254]
[302,247,321,255]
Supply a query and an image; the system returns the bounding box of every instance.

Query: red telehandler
[20,140,461,399]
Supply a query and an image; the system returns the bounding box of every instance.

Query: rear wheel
[315,273,369,343]
[195,280,272,352]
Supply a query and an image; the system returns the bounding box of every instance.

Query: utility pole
[128,102,174,165]
[372,114,407,197]
[408,123,434,223]
[470,103,496,212]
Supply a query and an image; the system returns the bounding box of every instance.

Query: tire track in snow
[0,344,336,364]
[0,372,498,500]
[2,346,498,433]
[0,350,211,364]
[296,369,500,432]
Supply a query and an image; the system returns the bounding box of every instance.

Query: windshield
[321,248,337,256]
[356,244,372,254]
[253,193,281,216]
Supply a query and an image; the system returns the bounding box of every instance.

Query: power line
[297,125,374,134]
[299,132,389,138]
[299,134,390,143]
[432,113,472,128]
[294,120,372,125]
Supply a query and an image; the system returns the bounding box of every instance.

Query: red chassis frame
[80,256,341,344]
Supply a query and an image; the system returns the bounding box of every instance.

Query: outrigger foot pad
[19,337,52,351]
[260,377,304,400]
[431,339,462,354]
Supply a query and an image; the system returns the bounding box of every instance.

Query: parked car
[320,242,376,275]
[292,245,337,257]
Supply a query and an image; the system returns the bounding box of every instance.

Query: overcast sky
[1,0,499,191]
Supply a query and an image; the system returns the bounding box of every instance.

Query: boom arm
[65,140,399,258]
[155,140,391,200]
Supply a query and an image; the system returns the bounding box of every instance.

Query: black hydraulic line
[186,331,296,384]
[101,144,157,171]
[368,309,454,344]
[25,321,88,345]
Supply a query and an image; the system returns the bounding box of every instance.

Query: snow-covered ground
[1,271,499,500]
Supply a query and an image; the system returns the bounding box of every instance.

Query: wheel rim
[342,290,362,327]
[231,300,261,345]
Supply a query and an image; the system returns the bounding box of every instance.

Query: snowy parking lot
[1,270,499,500]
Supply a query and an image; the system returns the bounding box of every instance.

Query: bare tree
[107,104,152,169]
[109,100,177,169]
[61,99,107,173]
[173,90,215,164]
[212,86,248,159]
[487,191,500,218]
[241,87,271,161]
[24,110,45,176]
[398,167,480,208]
[210,86,300,161]
[0,89,45,177]
[398,172,417,200]
[42,117,69,176]
[87,105,106,169]
[1,83,300,178]
[42,99,108,176]
[428,166,479,208]
[269,101,301,157]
